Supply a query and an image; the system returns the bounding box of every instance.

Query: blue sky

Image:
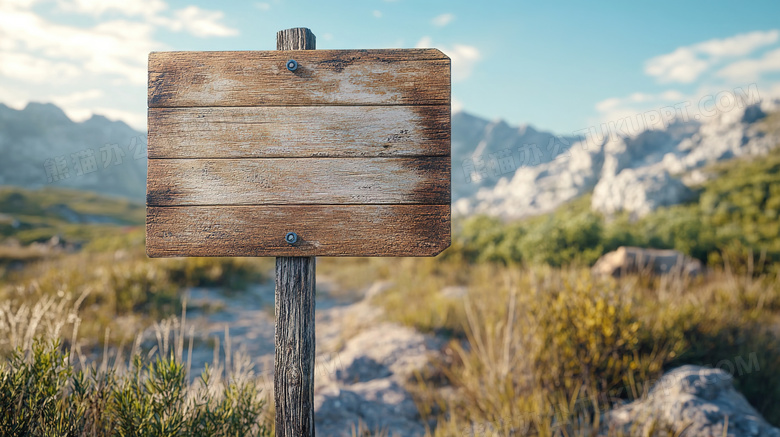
[2,0,780,134]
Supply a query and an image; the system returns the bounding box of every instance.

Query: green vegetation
[0,186,144,245]
[0,339,271,436]
[0,186,273,349]
[454,146,780,271]
[365,148,780,434]
[361,257,780,435]
[2,142,780,435]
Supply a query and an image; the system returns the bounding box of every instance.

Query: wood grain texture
[276,28,315,51]
[147,105,450,158]
[147,157,449,206]
[145,204,451,257]
[274,256,315,437]
[274,28,316,437]
[148,49,450,107]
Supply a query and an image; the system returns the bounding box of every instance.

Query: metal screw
[285,232,298,244]
[286,59,298,72]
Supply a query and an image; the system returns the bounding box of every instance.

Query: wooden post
[275,27,317,437]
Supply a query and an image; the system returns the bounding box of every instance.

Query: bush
[0,339,271,437]
[395,262,780,436]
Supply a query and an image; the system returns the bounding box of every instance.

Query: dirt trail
[183,277,444,436]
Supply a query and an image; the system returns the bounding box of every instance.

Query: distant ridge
[0,102,146,200]
[453,99,780,219]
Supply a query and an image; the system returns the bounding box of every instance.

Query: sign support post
[274,28,316,437]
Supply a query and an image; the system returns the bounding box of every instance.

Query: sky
[2,0,780,135]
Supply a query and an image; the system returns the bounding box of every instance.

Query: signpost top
[146,45,451,258]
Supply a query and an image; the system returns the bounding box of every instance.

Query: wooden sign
[146,49,451,257]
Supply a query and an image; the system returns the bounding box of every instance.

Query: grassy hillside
[0,186,272,348]
[0,186,144,245]
[454,145,780,272]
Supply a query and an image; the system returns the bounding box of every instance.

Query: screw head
[285,232,298,244]
[286,59,298,72]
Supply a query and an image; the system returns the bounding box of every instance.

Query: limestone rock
[592,246,703,277]
[314,320,445,436]
[604,365,780,436]
[455,99,780,219]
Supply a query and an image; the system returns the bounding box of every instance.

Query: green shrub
[455,147,780,272]
[0,340,271,437]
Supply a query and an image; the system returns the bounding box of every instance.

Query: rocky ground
[176,277,780,437]
[183,277,444,436]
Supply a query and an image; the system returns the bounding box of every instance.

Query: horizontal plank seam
[149,53,447,58]
[148,57,449,63]
[147,105,450,109]
[146,155,450,160]
[147,103,450,109]
[147,203,450,207]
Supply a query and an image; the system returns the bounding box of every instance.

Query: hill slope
[0,102,146,200]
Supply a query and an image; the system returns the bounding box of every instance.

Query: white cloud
[0,0,237,130]
[164,6,238,37]
[255,2,271,11]
[57,0,167,19]
[452,98,464,113]
[0,83,33,110]
[91,107,147,129]
[645,48,709,83]
[645,30,779,83]
[373,10,382,18]
[416,36,480,82]
[432,13,454,27]
[445,44,480,82]
[598,29,780,131]
[415,36,433,48]
[696,30,779,57]
[56,0,238,37]
[0,52,82,83]
[717,47,780,82]
[595,97,621,112]
[51,89,104,107]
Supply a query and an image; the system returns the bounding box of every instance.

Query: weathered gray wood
[147,105,450,158]
[276,28,316,51]
[146,157,450,206]
[146,204,451,257]
[275,27,316,437]
[274,256,315,436]
[148,49,450,107]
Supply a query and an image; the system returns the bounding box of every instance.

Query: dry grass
[313,254,780,436]
[0,296,273,436]
[0,230,272,348]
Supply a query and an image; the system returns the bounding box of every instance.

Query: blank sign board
[146,49,451,257]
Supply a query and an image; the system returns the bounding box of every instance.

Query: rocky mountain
[451,111,578,202]
[5,99,779,217]
[0,102,146,200]
[454,99,780,219]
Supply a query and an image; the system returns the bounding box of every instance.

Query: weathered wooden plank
[146,204,451,257]
[146,157,450,206]
[148,50,450,107]
[147,106,450,158]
